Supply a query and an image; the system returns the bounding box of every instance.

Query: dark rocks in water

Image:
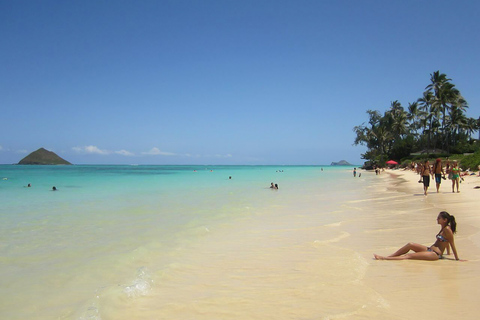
[330,160,352,166]
[18,148,72,165]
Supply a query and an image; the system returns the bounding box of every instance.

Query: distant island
[18,148,72,165]
[330,160,353,166]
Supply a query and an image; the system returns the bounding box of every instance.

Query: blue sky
[1,0,479,165]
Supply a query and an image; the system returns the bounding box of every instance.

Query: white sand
[364,169,480,320]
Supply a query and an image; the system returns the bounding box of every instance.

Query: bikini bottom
[427,247,442,258]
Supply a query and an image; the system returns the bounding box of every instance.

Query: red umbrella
[386,160,398,165]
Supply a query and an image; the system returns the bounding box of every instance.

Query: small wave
[313,231,350,246]
[325,222,342,227]
[352,252,369,283]
[374,295,390,308]
[78,302,101,320]
[123,266,153,298]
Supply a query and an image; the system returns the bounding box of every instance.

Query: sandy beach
[364,168,480,320]
[2,166,480,320]
[94,168,480,320]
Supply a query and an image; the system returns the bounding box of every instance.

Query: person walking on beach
[433,158,445,193]
[353,168,357,177]
[421,160,432,195]
[416,162,423,182]
[451,160,460,193]
[373,211,461,261]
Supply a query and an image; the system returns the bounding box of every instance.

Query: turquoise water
[0,165,363,319]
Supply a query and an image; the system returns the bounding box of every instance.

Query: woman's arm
[444,227,459,260]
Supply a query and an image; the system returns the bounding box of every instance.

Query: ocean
[1,164,387,320]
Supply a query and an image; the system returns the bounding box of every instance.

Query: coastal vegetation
[353,71,479,169]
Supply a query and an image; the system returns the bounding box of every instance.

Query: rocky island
[330,160,353,166]
[18,148,72,165]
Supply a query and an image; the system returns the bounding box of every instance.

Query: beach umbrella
[386,160,398,165]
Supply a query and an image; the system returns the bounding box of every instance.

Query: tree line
[353,71,479,165]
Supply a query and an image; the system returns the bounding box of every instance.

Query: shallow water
[1,165,389,319]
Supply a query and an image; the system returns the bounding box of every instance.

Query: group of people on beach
[417,158,461,195]
[269,182,279,190]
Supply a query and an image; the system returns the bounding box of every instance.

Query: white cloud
[142,147,176,156]
[184,153,202,158]
[73,146,135,156]
[115,149,135,156]
[73,145,110,155]
[204,153,233,158]
[0,145,3,151]
[216,154,233,158]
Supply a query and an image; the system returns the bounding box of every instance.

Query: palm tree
[407,102,419,132]
[353,110,394,161]
[418,91,436,150]
[447,105,467,146]
[353,71,475,163]
[460,117,477,141]
[426,71,464,151]
[386,101,408,140]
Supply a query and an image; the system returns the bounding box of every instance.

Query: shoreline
[1,166,479,319]
[96,168,480,319]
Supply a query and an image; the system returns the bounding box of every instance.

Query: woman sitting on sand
[374,211,460,261]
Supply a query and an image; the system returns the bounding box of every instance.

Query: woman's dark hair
[439,211,457,233]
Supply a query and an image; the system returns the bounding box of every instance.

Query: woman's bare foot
[373,254,385,260]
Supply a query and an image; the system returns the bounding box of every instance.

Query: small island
[330,160,353,166]
[18,148,72,165]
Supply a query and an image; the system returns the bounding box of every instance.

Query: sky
[1,0,479,165]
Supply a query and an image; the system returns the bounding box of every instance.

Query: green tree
[353,71,477,164]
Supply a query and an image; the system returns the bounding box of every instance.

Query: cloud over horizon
[115,149,135,156]
[141,147,176,156]
[73,145,134,156]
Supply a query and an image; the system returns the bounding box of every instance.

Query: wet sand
[94,169,480,320]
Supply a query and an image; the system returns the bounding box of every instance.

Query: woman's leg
[374,251,439,261]
[387,242,428,257]
[374,242,429,260]
[423,176,430,195]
